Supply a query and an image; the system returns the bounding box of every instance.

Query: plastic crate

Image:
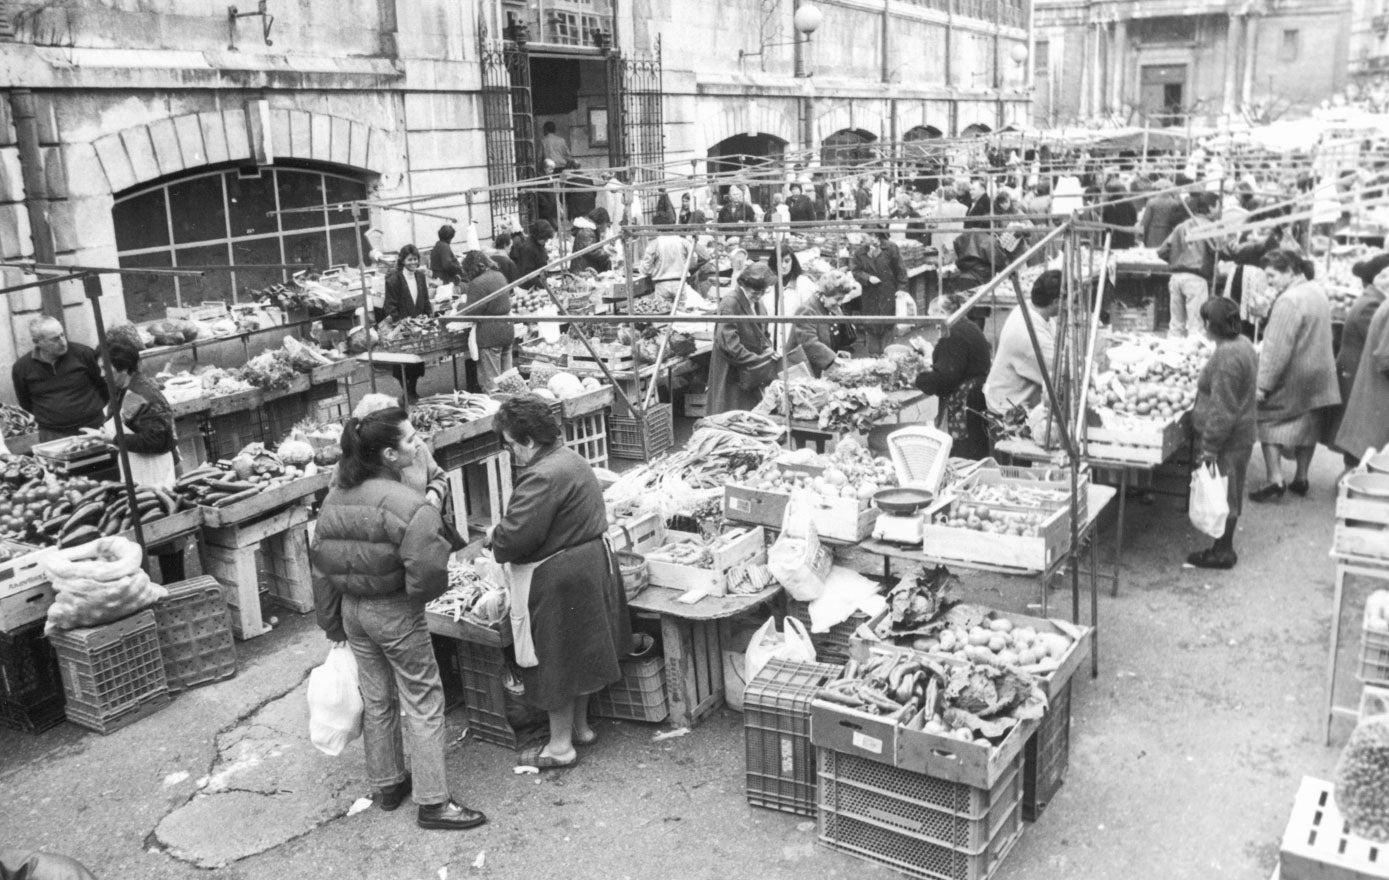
[0,621,65,733]
[743,658,844,817]
[455,639,519,749]
[263,395,312,445]
[1358,625,1389,686]
[151,576,237,694]
[436,432,503,471]
[786,603,870,666]
[1281,776,1389,880]
[432,635,466,712]
[818,748,1024,880]
[49,610,170,735]
[609,403,675,460]
[592,654,667,722]
[563,411,609,469]
[1022,678,1071,821]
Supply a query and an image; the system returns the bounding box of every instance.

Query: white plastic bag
[767,493,833,601]
[895,290,918,335]
[307,645,363,756]
[744,616,817,685]
[1188,462,1229,539]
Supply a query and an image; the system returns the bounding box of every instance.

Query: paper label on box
[851,731,883,754]
[729,496,750,512]
[780,736,795,774]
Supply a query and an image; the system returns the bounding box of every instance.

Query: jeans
[1168,274,1208,339]
[341,593,450,805]
[478,346,513,393]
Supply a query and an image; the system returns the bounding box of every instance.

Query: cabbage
[547,372,585,399]
[532,388,557,401]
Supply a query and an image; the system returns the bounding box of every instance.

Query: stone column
[1079,23,1092,117]
[1240,15,1256,107]
[1091,22,1105,117]
[1222,14,1240,116]
[1111,19,1127,113]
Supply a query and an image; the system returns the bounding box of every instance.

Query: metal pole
[352,202,380,394]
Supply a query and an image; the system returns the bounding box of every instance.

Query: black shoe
[417,800,488,830]
[1289,479,1309,497]
[1249,483,1286,503]
[1186,547,1237,569]
[378,775,412,812]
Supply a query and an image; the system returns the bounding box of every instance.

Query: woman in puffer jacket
[310,407,485,831]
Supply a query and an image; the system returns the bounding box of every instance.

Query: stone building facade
[0,0,1031,396]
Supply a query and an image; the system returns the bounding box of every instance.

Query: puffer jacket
[310,477,455,641]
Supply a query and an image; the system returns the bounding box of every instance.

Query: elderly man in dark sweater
[11,316,109,441]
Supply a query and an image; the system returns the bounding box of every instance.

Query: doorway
[708,133,788,212]
[1140,64,1187,127]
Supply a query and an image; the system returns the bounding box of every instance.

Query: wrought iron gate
[480,38,535,233]
[606,38,665,216]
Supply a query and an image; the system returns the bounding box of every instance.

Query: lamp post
[791,3,823,151]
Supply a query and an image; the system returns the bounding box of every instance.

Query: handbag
[734,355,777,392]
[831,322,858,350]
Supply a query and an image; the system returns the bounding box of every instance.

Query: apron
[504,547,565,667]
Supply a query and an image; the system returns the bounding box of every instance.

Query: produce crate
[425,607,511,647]
[1358,624,1389,686]
[1334,476,1389,564]
[609,403,675,460]
[199,470,333,528]
[1281,776,1389,880]
[0,541,54,633]
[151,576,237,693]
[208,410,268,462]
[725,483,879,544]
[563,411,609,469]
[454,639,518,749]
[743,658,844,817]
[435,430,503,471]
[1022,679,1071,821]
[1109,298,1157,333]
[818,748,1024,880]
[49,610,170,734]
[432,635,466,712]
[644,527,767,598]
[786,602,871,666]
[682,391,708,419]
[1083,411,1189,466]
[0,620,65,733]
[920,502,1070,572]
[560,384,614,420]
[591,654,667,722]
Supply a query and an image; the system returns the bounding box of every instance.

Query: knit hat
[1352,252,1389,284]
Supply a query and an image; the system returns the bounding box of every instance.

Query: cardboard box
[645,527,766,597]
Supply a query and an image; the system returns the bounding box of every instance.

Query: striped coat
[1257,278,1340,424]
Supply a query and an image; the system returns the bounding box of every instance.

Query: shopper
[1336,270,1389,465]
[1250,249,1341,501]
[460,251,515,392]
[678,193,707,228]
[310,407,482,831]
[786,183,815,222]
[540,121,576,170]
[850,226,909,355]
[913,294,993,460]
[1330,255,1389,468]
[510,220,555,289]
[486,233,518,284]
[484,396,630,770]
[383,245,432,401]
[429,225,462,286]
[1158,191,1220,339]
[569,207,612,273]
[707,262,778,415]
[1140,175,1187,248]
[716,188,757,231]
[1099,179,1138,249]
[11,316,109,441]
[99,341,186,582]
[792,268,857,377]
[963,176,991,228]
[640,222,698,301]
[1187,297,1258,569]
[932,183,969,262]
[983,268,1060,415]
[352,393,448,511]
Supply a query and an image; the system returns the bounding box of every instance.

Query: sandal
[517,743,578,771]
[1249,483,1286,503]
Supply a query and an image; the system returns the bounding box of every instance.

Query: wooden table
[627,582,782,728]
[857,483,1116,678]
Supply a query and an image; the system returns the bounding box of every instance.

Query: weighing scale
[869,424,954,544]
[870,487,936,543]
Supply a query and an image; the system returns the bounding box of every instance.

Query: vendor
[460,251,515,393]
[983,269,1061,416]
[569,208,612,273]
[510,220,555,289]
[850,225,909,355]
[792,268,858,377]
[484,396,630,771]
[640,220,699,302]
[11,316,109,441]
[707,262,778,415]
[913,294,993,459]
[383,245,431,401]
[96,341,186,582]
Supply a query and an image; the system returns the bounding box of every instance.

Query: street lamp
[739,2,823,63]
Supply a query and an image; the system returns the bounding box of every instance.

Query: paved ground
[0,428,1365,880]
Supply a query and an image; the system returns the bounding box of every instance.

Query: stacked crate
[592,654,667,722]
[744,659,843,817]
[151,577,237,693]
[49,610,170,734]
[0,620,65,733]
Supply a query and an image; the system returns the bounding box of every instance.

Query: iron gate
[607,38,665,216]
[480,37,536,233]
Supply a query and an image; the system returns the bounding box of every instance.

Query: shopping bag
[1188,462,1229,539]
[307,645,364,756]
[895,290,918,335]
[766,493,833,601]
[744,615,817,685]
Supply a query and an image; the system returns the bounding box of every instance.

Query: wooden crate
[115,507,203,550]
[200,502,314,640]
[0,542,52,633]
[607,511,665,554]
[1333,479,1389,563]
[1281,776,1389,880]
[200,470,333,528]
[309,358,360,385]
[1083,411,1189,465]
[952,469,1088,537]
[560,384,614,420]
[444,452,513,538]
[920,503,1070,572]
[724,483,879,544]
[562,411,608,469]
[645,527,766,598]
[425,609,512,647]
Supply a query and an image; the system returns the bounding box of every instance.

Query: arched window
[113,164,369,323]
[708,133,789,210]
[960,123,993,137]
[821,128,877,167]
